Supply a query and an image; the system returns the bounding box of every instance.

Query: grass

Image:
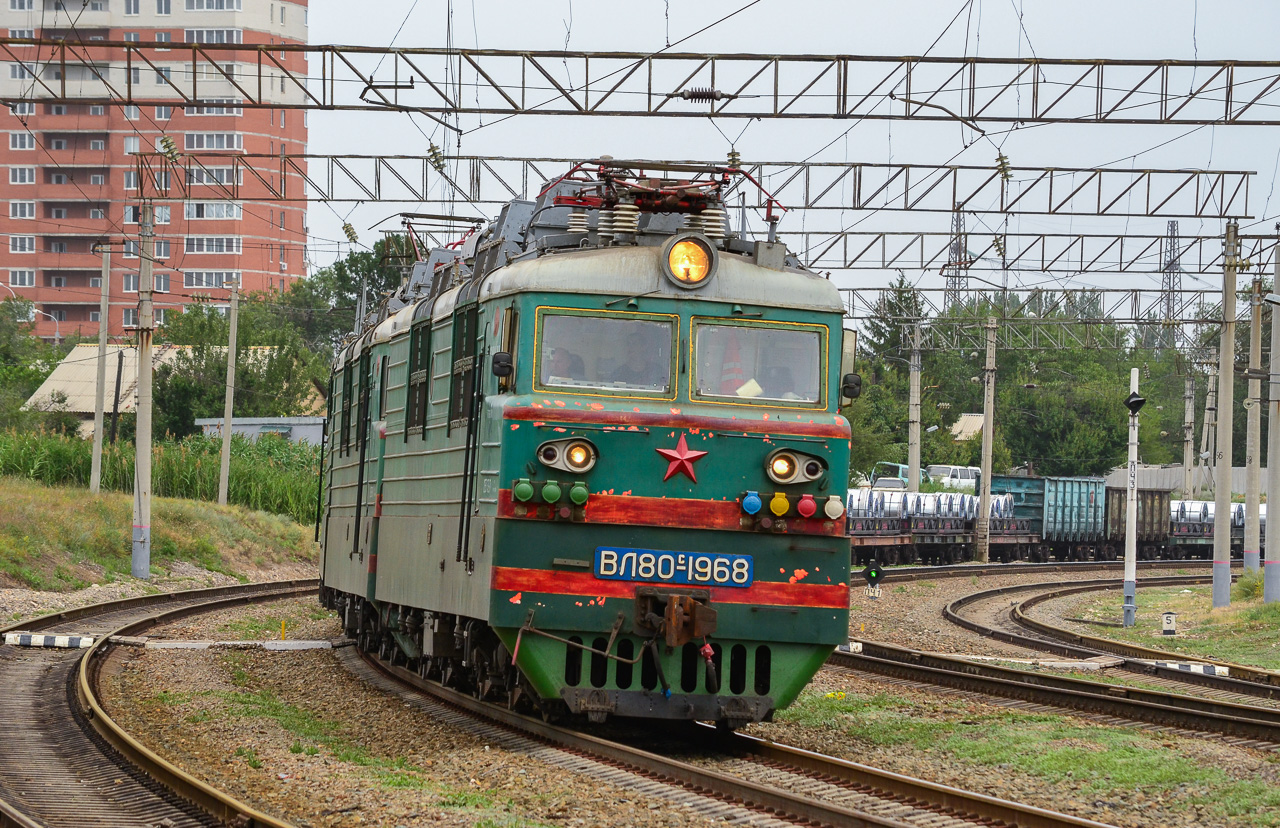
[218,606,330,640]
[234,746,263,769]
[213,664,503,810]
[779,689,1280,825]
[0,430,320,524]
[0,476,316,590]
[1072,583,1280,670]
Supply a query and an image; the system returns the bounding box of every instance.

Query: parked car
[927,464,981,492]
[869,461,930,488]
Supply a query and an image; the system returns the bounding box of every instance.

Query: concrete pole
[1246,278,1263,572]
[1124,368,1140,627]
[1182,375,1195,497]
[90,245,110,495]
[217,276,240,506]
[907,323,922,494]
[1213,220,1238,609]
[132,204,154,580]
[1267,242,1280,602]
[1200,349,1218,497]
[975,317,997,563]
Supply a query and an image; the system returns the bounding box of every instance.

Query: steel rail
[358,648,1112,828]
[703,726,1114,828]
[0,580,317,828]
[878,558,1209,583]
[831,641,1280,743]
[0,579,318,637]
[1014,584,1280,689]
[943,576,1280,699]
[76,582,319,828]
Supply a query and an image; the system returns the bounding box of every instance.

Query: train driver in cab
[610,329,668,389]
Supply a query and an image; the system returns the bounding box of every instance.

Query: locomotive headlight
[566,441,593,470]
[765,449,825,485]
[662,233,718,289]
[538,438,598,473]
[669,240,710,283]
[768,452,798,484]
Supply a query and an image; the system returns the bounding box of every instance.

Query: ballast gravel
[100,612,723,828]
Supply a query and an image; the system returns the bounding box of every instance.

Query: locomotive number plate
[594,547,753,588]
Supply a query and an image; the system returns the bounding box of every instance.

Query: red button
[797,494,817,518]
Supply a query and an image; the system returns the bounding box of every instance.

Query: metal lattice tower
[944,207,970,310]
[1160,220,1183,349]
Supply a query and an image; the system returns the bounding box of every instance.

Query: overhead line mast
[8,42,1280,124]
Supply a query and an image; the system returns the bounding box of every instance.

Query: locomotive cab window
[535,309,676,397]
[692,320,825,406]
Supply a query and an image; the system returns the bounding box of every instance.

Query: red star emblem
[656,434,708,482]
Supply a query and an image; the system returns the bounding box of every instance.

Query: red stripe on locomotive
[491,566,848,609]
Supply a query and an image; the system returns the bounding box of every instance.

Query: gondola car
[319,160,858,727]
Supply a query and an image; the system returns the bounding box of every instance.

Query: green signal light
[861,562,884,586]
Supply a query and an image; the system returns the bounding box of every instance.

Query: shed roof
[24,344,186,415]
[950,412,985,443]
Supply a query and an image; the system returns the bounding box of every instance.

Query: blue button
[742,491,762,515]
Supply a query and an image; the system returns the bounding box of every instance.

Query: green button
[512,479,534,502]
[569,482,589,505]
[541,481,562,503]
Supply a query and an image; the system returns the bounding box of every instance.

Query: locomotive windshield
[693,322,823,404]
[538,312,675,395]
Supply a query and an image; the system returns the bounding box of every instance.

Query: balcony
[39,144,109,166]
[36,248,103,269]
[31,179,112,200]
[39,214,113,234]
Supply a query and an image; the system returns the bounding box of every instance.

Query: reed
[0,430,320,524]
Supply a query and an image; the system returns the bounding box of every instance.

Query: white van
[926,465,981,492]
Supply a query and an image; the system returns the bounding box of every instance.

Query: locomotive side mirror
[841,373,863,400]
[491,352,513,377]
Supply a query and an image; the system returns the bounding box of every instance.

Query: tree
[277,235,408,354]
[858,273,926,363]
[153,296,324,438]
[0,299,64,430]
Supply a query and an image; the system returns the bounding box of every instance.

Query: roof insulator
[679,87,731,102]
[427,142,446,173]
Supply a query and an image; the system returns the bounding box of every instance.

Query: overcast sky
[305,1,1280,296]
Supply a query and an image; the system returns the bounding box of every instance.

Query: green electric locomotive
[320,160,858,727]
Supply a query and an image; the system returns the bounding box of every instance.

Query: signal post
[1123,369,1145,627]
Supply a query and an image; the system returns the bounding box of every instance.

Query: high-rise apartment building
[1,0,308,342]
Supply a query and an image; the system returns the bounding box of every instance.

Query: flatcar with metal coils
[319,160,860,728]
[848,477,1254,565]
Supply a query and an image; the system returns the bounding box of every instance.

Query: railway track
[349,638,1114,828]
[944,575,1280,700]
[830,642,1280,750]
[0,580,316,828]
[878,559,1210,583]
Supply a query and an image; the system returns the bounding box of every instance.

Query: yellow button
[769,492,789,517]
